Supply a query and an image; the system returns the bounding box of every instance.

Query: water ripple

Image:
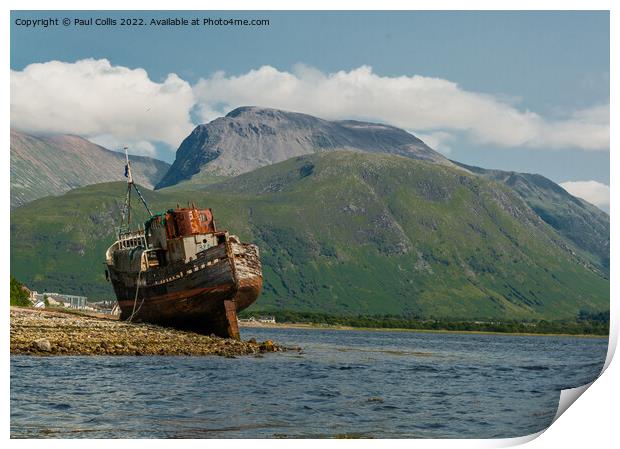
[11,328,607,438]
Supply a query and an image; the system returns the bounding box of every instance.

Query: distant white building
[41,292,88,309]
[238,316,276,324]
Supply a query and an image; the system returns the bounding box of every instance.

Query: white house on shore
[239,315,276,324]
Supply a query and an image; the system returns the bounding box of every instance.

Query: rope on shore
[127,269,145,323]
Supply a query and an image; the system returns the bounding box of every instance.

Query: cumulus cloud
[192,65,609,151]
[10,59,195,151]
[11,61,609,154]
[560,181,610,211]
[88,134,157,157]
[415,131,456,155]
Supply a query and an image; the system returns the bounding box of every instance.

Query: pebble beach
[10,307,284,357]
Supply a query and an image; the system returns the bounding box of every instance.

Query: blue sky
[10,11,610,207]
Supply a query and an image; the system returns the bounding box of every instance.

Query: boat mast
[124,147,133,227]
[121,147,154,231]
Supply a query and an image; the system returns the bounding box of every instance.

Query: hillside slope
[11,151,608,320]
[454,162,610,272]
[155,106,452,188]
[10,130,170,208]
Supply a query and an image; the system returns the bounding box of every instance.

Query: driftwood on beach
[10,307,283,357]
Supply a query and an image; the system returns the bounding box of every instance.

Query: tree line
[239,310,610,336]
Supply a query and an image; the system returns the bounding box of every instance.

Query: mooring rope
[127,268,146,323]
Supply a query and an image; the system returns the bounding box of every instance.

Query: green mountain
[155,108,609,276]
[10,151,608,320]
[10,130,170,208]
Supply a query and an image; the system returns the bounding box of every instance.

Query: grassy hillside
[454,161,610,273]
[10,151,608,320]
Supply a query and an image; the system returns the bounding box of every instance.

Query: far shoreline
[239,321,609,339]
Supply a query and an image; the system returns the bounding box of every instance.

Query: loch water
[11,327,607,438]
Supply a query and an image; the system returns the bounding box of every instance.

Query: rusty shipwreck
[105,149,262,339]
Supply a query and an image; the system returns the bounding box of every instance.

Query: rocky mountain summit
[155,106,453,188]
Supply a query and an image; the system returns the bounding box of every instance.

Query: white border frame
[3,2,616,448]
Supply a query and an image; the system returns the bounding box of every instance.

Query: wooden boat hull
[109,242,262,339]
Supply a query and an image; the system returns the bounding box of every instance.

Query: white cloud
[415,131,456,155]
[560,181,610,211]
[192,65,609,151]
[88,135,157,158]
[10,58,195,150]
[11,61,609,154]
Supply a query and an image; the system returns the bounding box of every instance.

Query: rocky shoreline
[10,307,287,357]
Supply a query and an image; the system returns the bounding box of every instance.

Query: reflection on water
[11,327,607,438]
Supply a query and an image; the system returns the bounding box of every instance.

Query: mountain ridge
[453,161,610,272]
[9,108,609,320]
[10,129,170,208]
[10,151,608,320]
